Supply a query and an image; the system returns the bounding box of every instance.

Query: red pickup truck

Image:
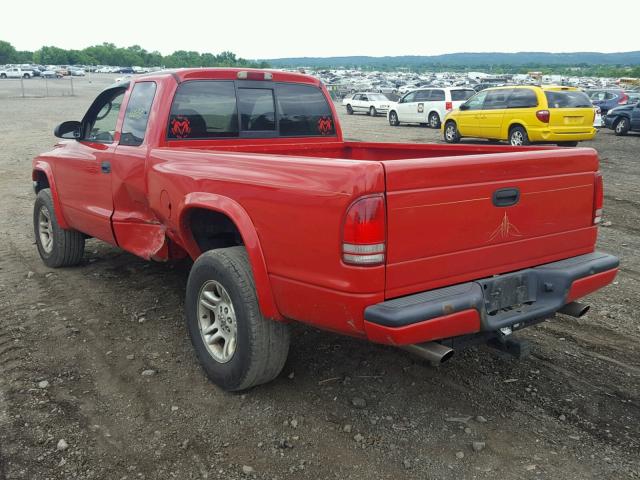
[32,68,618,391]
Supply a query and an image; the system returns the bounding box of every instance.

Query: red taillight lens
[536,109,550,123]
[618,93,628,105]
[342,195,386,266]
[593,172,603,225]
[445,101,453,111]
[237,71,273,81]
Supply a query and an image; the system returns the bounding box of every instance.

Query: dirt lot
[0,76,638,480]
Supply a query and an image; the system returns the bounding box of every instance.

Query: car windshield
[368,94,388,101]
[545,91,592,108]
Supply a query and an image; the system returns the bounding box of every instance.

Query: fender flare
[177,192,284,322]
[32,161,70,230]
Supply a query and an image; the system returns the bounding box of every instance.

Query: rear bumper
[364,252,618,346]
[528,127,597,142]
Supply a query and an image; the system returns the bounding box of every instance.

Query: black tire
[509,125,530,146]
[557,141,578,147]
[614,117,630,136]
[23,73,30,79]
[369,106,377,116]
[0,74,6,79]
[444,121,460,143]
[346,104,353,115]
[388,111,400,126]
[186,247,290,391]
[428,112,441,129]
[33,189,85,268]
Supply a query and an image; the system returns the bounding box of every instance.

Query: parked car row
[0,64,87,79]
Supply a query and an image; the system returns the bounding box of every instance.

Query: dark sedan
[604,101,640,135]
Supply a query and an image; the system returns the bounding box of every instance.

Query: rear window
[168,81,238,139]
[545,91,592,108]
[276,83,336,137]
[451,89,475,101]
[238,88,276,131]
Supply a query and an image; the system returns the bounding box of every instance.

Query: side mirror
[459,104,470,111]
[54,121,82,139]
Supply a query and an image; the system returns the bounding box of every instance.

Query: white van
[387,87,475,128]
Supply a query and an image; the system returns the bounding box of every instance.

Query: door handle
[493,188,520,207]
[101,161,111,174]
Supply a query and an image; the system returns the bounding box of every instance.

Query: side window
[361,95,369,102]
[276,83,335,137]
[237,88,276,131]
[483,89,511,110]
[464,91,489,110]
[120,82,157,146]
[352,94,361,101]
[415,90,430,101]
[431,90,445,101]
[402,92,417,103]
[507,89,538,108]
[168,81,238,139]
[84,89,126,143]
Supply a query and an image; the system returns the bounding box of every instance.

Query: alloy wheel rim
[197,280,237,363]
[38,206,53,253]
[617,120,626,132]
[430,115,438,127]
[446,125,455,140]
[511,131,524,145]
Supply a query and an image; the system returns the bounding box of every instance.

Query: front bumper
[604,115,616,129]
[364,252,619,345]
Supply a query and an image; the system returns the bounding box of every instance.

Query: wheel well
[429,111,440,118]
[509,123,525,134]
[187,208,244,254]
[33,171,50,193]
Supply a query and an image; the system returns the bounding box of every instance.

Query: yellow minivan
[442,86,597,146]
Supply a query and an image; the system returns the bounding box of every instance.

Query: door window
[83,89,126,143]
[402,92,417,103]
[414,90,431,101]
[464,91,489,110]
[483,89,512,110]
[120,82,157,146]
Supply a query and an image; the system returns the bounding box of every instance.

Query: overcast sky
[4,0,639,59]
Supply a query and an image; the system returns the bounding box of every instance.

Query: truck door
[111,81,167,259]
[53,86,126,244]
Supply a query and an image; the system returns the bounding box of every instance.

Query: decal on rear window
[317,116,334,135]
[170,116,191,139]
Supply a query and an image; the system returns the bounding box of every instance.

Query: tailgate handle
[493,188,520,207]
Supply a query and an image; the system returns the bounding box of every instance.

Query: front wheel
[614,117,630,136]
[186,247,290,391]
[509,126,530,146]
[346,104,353,115]
[444,121,460,143]
[388,111,400,126]
[428,112,441,129]
[23,73,30,79]
[369,106,377,116]
[33,189,85,268]
[0,74,6,79]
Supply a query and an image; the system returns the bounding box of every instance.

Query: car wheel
[23,73,30,79]
[614,117,630,136]
[186,247,290,391]
[369,106,377,116]
[0,73,6,79]
[557,141,578,147]
[346,104,353,115]
[444,121,460,143]
[33,189,85,268]
[388,111,400,126]
[509,126,530,146]
[428,112,441,129]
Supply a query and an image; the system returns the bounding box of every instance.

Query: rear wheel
[23,73,30,79]
[444,121,460,143]
[509,126,530,146]
[346,104,353,115]
[388,111,399,126]
[186,247,290,391]
[557,141,578,147]
[369,106,377,116]
[0,73,6,79]
[614,117,630,136]
[428,112,441,129]
[33,189,85,268]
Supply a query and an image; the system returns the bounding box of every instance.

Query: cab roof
[136,68,322,86]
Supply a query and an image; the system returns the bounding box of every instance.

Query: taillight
[593,172,603,225]
[445,101,453,111]
[342,195,386,266]
[618,93,628,105]
[536,109,550,123]
[237,71,273,81]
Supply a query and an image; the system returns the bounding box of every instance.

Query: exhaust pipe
[401,342,454,366]
[558,301,590,318]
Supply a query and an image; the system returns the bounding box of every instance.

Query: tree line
[0,40,269,68]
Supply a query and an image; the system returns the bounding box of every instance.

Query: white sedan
[342,92,392,116]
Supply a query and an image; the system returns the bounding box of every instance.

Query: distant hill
[264,51,640,68]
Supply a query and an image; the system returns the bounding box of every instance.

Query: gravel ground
[0,76,638,479]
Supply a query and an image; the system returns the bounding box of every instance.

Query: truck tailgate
[382,148,600,299]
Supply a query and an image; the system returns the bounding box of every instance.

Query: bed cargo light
[342,195,386,266]
[237,71,273,81]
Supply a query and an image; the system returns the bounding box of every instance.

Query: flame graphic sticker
[489,212,523,242]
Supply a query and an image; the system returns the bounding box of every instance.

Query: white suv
[387,87,475,128]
